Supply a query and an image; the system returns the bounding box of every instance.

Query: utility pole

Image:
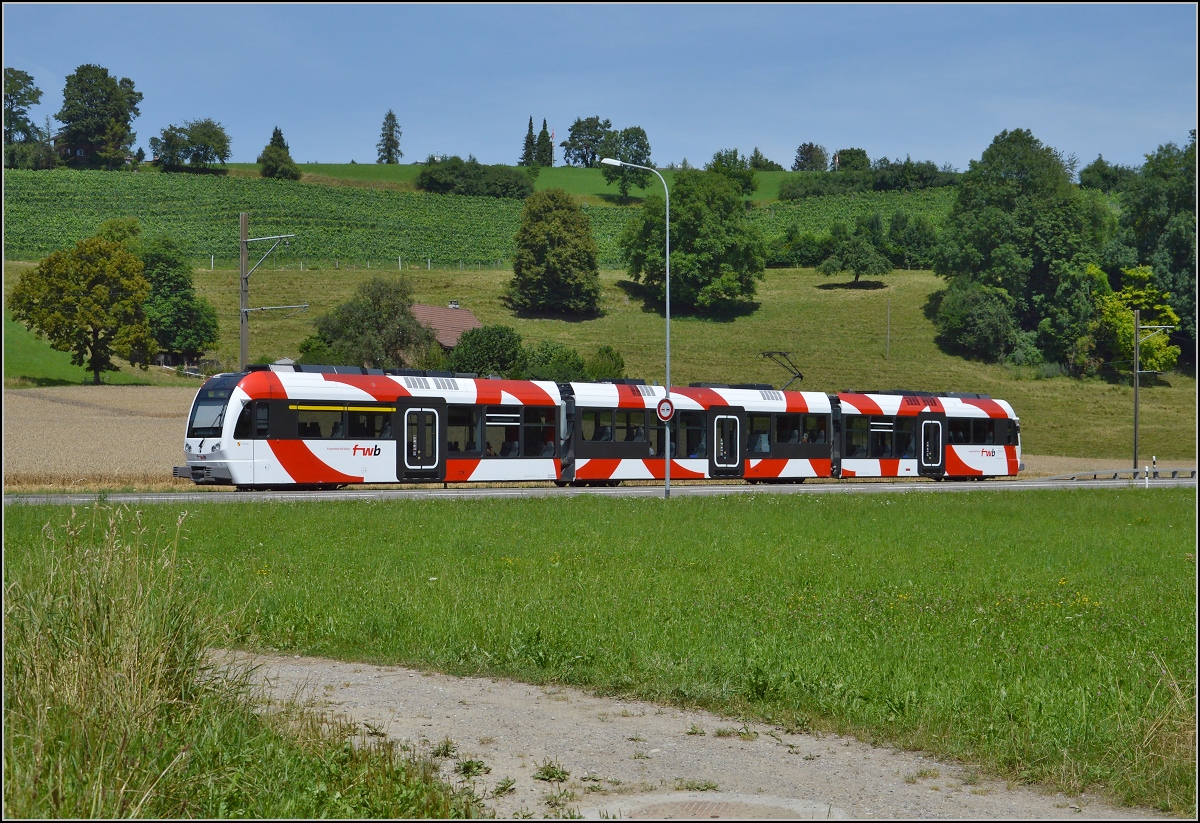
[238,212,302,372]
[1132,307,1175,472]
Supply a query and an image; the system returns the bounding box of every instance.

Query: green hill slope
[4,170,953,267]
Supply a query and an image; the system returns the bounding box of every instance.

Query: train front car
[835,391,1021,480]
[173,372,254,486]
[174,365,566,489]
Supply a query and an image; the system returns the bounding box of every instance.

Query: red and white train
[174,364,1022,489]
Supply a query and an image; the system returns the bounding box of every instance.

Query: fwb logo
[352,444,382,456]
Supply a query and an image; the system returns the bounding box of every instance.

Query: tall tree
[258,127,300,180]
[448,325,526,379]
[130,230,220,364]
[748,147,784,171]
[519,116,536,166]
[792,142,828,172]
[314,276,434,369]
[706,148,757,195]
[620,170,765,311]
[377,109,402,164]
[599,126,652,200]
[10,234,155,384]
[55,65,142,168]
[535,118,553,166]
[817,219,893,284]
[183,118,230,169]
[507,188,601,315]
[559,115,612,167]
[832,147,869,171]
[4,68,42,145]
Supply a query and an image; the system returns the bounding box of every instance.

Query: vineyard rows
[3,170,954,266]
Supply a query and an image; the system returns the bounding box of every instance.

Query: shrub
[260,145,300,181]
[584,345,626,381]
[934,279,1019,360]
[448,325,526,378]
[523,339,586,382]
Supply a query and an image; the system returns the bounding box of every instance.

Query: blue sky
[3,4,1196,170]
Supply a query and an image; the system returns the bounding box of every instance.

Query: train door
[397,399,446,481]
[918,411,945,478]
[709,406,745,478]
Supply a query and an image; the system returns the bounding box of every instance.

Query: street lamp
[601,157,672,498]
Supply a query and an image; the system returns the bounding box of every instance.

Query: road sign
[656,397,675,422]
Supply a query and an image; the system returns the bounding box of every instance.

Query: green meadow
[6,488,1195,813]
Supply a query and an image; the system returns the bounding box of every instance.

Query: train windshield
[187,389,233,438]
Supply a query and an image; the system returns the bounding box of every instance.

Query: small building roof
[411,303,483,349]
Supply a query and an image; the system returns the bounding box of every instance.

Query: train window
[844,416,869,458]
[948,419,971,445]
[349,408,391,438]
[972,419,995,445]
[485,408,521,457]
[615,410,647,442]
[448,406,482,453]
[255,403,269,438]
[894,418,917,458]
[803,415,827,444]
[677,411,707,459]
[776,414,802,445]
[187,394,229,438]
[233,402,252,439]
[648,422,669,457]
[868,416,894,458]
[747,414,771,454]
[296,406,344,439]
[997,419,1013,445]
[524,407,556,457]
[581,409,614,442]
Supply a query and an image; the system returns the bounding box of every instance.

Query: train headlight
[211,443,220,452]
[185,444,191,453]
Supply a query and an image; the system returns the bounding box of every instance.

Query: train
[173,363,1023,489]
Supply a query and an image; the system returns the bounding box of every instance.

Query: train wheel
[607,480,620,487]
[554,480,568,488]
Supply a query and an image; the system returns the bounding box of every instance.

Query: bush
[933,280,1020,360]
[584,345,625,381]
[260,145,300,181]
[508,189,601,315]
[448,325,526,378]
[523,339,586,382]
[416,155,533,199]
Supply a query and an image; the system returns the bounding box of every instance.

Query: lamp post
[601,157,671,498]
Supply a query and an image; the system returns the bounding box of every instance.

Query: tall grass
[2,505,485,818]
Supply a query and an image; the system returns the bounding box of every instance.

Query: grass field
[3,504,484,818]
[6,489,1194,813]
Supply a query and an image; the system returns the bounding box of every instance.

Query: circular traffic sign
[656,397,675,422]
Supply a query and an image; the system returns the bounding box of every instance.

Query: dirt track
[233,651,1161,820]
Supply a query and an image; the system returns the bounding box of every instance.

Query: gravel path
[229,652,1161,820]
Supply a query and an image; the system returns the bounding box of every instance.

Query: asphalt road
[4,473,1194,506]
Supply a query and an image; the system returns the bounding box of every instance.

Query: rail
[1041,468,1197,482]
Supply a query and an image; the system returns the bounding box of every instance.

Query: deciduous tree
[55,64,142,168]
[832,147,869,171]
[559,116,612,167]
[705,148,757,195]
[523,339,586,382]
[133,231,219,364]
[4,67,42,146]
[10,234,155,384]
[448,325,526,378]
[508,189,601,315]
[817,220,893,284]
[620,170,765,311]
[377,109,402,163]
[791,142,828,172]
[599,126,652,200]
[313,276,434,369]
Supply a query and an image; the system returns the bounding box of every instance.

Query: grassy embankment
[2,504,486,818]
[4,257,1195,460]
[6,490,1195,814]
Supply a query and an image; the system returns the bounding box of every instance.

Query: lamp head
[600,157,622,167]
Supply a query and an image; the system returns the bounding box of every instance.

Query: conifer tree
[535,118,553,166]
[519,116,536,166]
[377,109,402,164]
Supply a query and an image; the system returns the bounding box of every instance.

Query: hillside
[3,169,953,267]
